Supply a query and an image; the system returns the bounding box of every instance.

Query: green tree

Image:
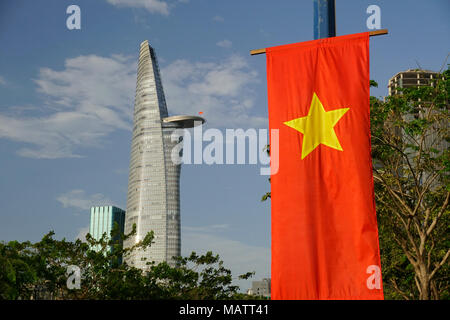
[370,68,449,300]
[0,241,36,299]
[0,224,255,300]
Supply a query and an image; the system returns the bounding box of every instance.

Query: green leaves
[370,67,449,300]
[0,230,254,300]
[261,192,271,202]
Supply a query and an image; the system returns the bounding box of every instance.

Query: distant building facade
[89,206,126,262]
[248,278,271,298]
[388,69,441,96]
[388,69,448,187]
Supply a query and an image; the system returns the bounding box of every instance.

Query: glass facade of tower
[89,206,126,263]
[124,41,183,269]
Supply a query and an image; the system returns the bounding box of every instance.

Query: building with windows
[387,68,448,187]
[123,40,204,269]
[388,69,440,96]
[247,278,271,298]
[89,206,126,262]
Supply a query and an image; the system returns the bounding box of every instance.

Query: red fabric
[267,32,383,300]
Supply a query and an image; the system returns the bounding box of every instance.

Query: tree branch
[373,170,414,216]
[393,234,418,268]
[429,249,450,281]
[426,191,449,237]
[371,135,421,195]
[390,278,411,300]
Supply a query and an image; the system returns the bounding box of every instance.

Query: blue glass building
[89,206,126,263]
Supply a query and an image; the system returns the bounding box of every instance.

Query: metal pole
[313,0,336,39]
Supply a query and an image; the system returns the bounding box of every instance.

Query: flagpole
[314,0,336,39]
[249,29,388,56]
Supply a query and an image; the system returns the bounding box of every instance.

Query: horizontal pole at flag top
[250,29,388,56]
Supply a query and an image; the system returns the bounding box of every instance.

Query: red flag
[267,32,383,300]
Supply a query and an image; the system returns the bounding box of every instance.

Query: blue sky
[0,0,449,290]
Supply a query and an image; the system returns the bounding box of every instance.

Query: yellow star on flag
[284,92,349,160]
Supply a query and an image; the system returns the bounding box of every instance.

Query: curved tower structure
[124,41,204,269]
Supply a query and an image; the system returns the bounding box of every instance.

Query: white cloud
[161,55,267,128]
[0,53,265,159]
[57,189,114,211]
[0,54,136,159]
[0,75,6,85]
[212,15,224,22]
[216,39,232,48]
[106,0,170,15]
[182,225,270,291]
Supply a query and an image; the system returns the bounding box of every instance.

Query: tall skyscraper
[124,40,204,269]
[89,206,126,263]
